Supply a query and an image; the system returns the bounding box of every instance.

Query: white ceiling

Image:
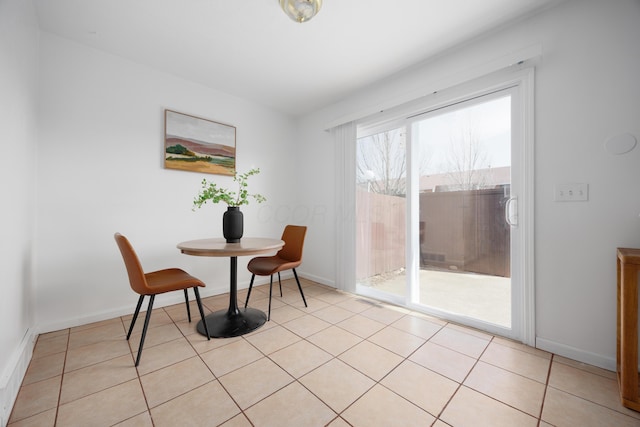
[34,0,561,116]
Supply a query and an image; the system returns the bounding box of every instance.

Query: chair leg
[292,269,308,307]
[135,294,155,367]
[268,275,274,321]
[127,295,145,340]
[277,272,283,297]
[244,274,256,308]
[193,287,210,340]
[184,288,192,322]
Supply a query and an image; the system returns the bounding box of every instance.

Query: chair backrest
[278,225,307,263]
[114,233,149,295]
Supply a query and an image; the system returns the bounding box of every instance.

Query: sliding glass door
[354,81,528,339]
[355,126,407,304]
[411,92,513,328]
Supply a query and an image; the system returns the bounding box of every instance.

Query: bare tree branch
[356,128,407,196]
[444,113,491,191]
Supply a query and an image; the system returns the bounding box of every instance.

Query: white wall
[297,0,640,370]
[35,33,299,332]
[0,0,39,423]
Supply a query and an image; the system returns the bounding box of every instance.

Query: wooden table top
[177,237,284,257]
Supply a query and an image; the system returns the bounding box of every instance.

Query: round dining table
[177,237,284,338]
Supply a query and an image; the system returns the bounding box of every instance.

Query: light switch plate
[554,183,588,202]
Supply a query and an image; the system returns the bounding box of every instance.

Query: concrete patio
[359,268,510,328]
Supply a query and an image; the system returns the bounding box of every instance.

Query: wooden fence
[356,186,510,280]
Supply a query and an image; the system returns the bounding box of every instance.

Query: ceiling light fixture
[279,0,322,23]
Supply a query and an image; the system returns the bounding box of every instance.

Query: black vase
[223,206,243,243]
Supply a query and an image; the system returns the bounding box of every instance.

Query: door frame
[354,67,535,345]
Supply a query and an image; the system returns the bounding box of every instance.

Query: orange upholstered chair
[244,225,308,320]
[114,233,210,366]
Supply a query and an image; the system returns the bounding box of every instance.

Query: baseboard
[297,271,335,288]
[235,271,336,290]
[536,337,616,372]
[36,280,280,334]
[37,288,231,334]
[0,328,38,427]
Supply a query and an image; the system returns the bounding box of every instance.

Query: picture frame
[164,109,236,175]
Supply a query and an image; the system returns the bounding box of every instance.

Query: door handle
[505,196,518,227]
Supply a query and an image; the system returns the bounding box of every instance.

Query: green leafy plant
[192,168,266,210]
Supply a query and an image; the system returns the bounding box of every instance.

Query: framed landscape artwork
[164,109,236,175]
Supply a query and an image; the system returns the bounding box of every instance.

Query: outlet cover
[554,183,588,202]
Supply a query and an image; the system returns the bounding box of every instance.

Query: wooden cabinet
[617,247,640,411]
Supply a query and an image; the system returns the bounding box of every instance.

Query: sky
[416,95,511,175]
[356,94,511,183]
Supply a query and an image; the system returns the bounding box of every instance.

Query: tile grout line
[135,307,167,427]
[540,357,640,422]
[54,329,70,426]
[536,352,554,427]
[121,348,152,424]
[429,330,493,424]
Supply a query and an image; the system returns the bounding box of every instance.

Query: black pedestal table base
[196,255,267,338]
[196,307,266,338]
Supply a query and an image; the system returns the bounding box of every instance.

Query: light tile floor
[8,279,640,427]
